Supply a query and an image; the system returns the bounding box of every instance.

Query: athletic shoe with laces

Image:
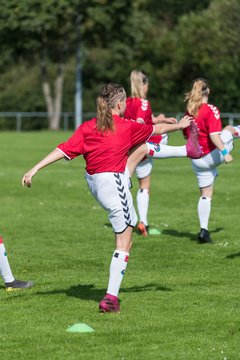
[198,228,213,244]
[186,121,202,159]
[233,125,240,138]
[99,294,120,313]
[5,279,34,291]
[137,222,149,236]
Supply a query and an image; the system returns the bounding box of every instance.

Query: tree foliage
[155,0,240,111]
[0,0,239,129]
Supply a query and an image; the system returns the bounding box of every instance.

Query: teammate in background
[183,78,240,243]
[124,70,193,236]
[22,83,194,313]
[0,235,33,291]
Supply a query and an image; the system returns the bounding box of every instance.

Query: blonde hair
[184,78,209,117]
[130,70,148,98]
[96,83,126,132]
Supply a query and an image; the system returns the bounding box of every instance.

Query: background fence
[0,111,239,131]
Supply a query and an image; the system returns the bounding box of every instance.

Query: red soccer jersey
[124,97,162,144]
[183,103,222,156]
[57,115,154,174]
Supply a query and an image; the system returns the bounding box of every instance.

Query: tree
[0,0,239,128]
[0,0,139,128]
[149,0,240,112]
[0,0,82,129]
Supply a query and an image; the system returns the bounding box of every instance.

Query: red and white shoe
[233,125,240,138]
[99,294,120,313]
[186,122,202,159]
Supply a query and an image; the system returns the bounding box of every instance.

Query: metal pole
[16,113,22,132]
[75,15,83,129]
[64,113,69,131]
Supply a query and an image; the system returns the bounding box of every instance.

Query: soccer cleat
[198,228,213,244]
[5,279,34,291]
[233,125,240,138]
[137,222,149,236]
[186,121,202,159]
[99,294,120,313]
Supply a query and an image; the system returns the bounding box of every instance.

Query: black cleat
[5,279,34,292]
[198,228,213,244]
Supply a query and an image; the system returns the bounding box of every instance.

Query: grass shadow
[211,227,225,234]
[226,252,240,259]
[162,227,224,241]
[161,229,197,241]
[36,282,171,303]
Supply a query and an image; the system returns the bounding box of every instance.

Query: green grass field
[0,131,240,360]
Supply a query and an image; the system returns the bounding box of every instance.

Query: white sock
[0,237,15,283]
[198,196,211,230]
[146,143,187,158]
[107,250,129,297]
[137,189,149,226]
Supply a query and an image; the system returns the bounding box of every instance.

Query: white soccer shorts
[135,133,168,179]
[191,129,233,188]
[135,157,153,179]
[85,170,137,233]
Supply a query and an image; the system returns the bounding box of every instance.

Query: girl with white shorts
[124,70,197,236]
[183,78,240,243]
[22,83,193,312]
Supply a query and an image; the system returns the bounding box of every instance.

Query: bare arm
[152,114,177,125]
[152,115,192,135]
[22,149,65,187]
[210,133,233,163]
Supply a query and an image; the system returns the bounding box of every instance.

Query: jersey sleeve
[135,99,151,123]
[206,105,222,134]
[130,121,154,146]
[56,126,84,160]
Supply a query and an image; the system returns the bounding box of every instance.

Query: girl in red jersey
[22,83,192,313]
[124,70,200,236]
[183,78,240,243]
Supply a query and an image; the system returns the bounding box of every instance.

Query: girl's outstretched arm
[152,113,177,125]
[22,149,64,187]
[153,115,193,134]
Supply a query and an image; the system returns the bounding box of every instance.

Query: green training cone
[148,228,161,235]
[67,323,95,333]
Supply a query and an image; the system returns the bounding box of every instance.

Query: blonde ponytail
[96,96,113,132]
[96,83,126,132]
[184,78,209,117]
[130,70,148,98]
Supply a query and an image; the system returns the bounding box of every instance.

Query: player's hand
[179,116,194,129]
[224,153,233,163]
[22,168,38,187]
[154,114,177,124]
[154,113,165,123]
[164,117,178,124]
